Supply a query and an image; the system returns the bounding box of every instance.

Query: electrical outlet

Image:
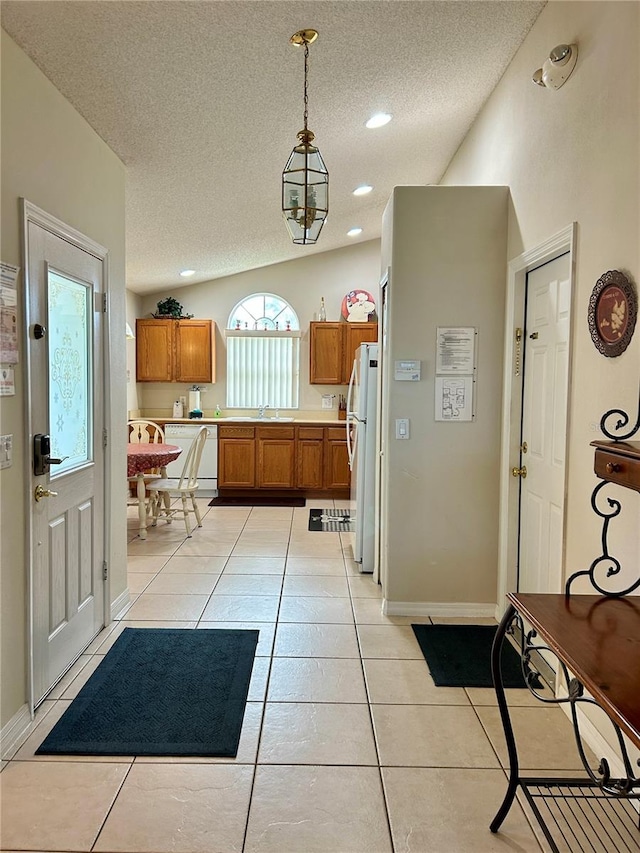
[322,394,334,409]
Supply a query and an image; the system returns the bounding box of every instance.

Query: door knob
[511,466,527,478]
[35,485,58,501]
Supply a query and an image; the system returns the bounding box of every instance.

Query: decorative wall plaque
[587,269,637,357]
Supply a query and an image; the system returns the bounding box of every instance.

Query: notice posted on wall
[435,376,474,421]
[436,327,476,374]
[0,261,20,364]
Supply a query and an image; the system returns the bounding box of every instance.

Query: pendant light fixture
[282,29,328,245]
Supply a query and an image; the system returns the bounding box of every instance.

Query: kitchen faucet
[257,404,269,419]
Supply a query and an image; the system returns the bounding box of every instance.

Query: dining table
[127,443,182,540]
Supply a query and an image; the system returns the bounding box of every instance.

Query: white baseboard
[111,588,131,620]
[382,599,497,618]
[1,703,33,761]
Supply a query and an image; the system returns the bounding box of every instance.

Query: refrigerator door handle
[346,418,355,470]
[346,358,356,416]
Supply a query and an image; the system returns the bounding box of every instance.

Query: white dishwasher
[164,423,218,496]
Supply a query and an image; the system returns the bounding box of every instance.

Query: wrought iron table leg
[490,603,520,833]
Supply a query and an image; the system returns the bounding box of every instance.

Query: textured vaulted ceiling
[1,1,544,294]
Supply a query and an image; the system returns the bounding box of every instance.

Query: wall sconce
[532,44,578,90]
[125,322,135,339]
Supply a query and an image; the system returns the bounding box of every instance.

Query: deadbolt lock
[511,466,528,479]
[35,485,58,502]
[521,441,528,453]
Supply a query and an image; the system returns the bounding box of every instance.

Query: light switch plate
[395,419,410,439]
[0,434,13,469]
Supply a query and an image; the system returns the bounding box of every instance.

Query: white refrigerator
[346,343,378,573]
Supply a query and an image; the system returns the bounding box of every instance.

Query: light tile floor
[1,501,593,852]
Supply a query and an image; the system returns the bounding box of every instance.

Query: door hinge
[102,561,108,581]
[102,427,108,449]
[102,293,107,313]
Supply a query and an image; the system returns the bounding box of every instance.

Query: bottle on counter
[319,297,327,322]
[215,402,222,417]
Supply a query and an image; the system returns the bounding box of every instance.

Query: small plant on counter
[153,296,193,319]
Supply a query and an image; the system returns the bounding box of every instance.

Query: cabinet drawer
[594,448,640,492]
[257,426,295,439]
[298,427,324,440]
[219,426,255,438]
[326,427,347,441]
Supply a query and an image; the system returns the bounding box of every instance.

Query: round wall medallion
[587,270,637,357]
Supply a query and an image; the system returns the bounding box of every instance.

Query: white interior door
[26,207,106,707]
[518,252,571,593]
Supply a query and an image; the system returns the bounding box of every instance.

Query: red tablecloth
[127,443,182,477]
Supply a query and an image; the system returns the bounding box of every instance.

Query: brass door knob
[35,485,58,501]
[511,466,527,478]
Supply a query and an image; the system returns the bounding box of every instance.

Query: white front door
[26,205,107,706]
[518,252,571,593]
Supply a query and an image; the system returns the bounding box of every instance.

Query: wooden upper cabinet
[309,321,377,384]
[135,319,173,382]
[174,320,215,383]
[309,322,344,384]
[136,318,215,383]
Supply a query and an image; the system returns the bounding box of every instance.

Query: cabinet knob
[605,461,621,474]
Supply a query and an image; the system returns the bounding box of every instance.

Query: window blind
[226,332,300,409]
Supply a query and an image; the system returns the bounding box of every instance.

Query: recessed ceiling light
[353,185,373,196]
[180,269,195,277]
[365,112,391,129]
[347,227,363,237]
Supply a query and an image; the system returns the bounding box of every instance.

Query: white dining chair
[147,426,208,537]
[127,419,166,512]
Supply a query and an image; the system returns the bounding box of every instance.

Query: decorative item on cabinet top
[341,290,377,323]
[152,296,194,319]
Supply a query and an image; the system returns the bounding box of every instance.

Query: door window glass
[48,269,92,475]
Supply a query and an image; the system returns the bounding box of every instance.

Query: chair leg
[191,492,203,528]
[163,489,172,523]
[181,494,192,537]
[150,493,159,527]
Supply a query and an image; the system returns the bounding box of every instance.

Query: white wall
[0,31,127,730]
[441,1,639,588]
[133,240,381,417]
[381,186,508,608]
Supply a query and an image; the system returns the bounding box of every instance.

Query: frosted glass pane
[48,270,92,476]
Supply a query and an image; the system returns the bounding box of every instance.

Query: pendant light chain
[303,40,309,132]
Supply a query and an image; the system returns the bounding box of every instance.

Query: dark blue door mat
[411,624,538,688]
[37,627,258,756]
[308,508,355,532]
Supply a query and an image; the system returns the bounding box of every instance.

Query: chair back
[128,420,165,444]
[177,426,208,490]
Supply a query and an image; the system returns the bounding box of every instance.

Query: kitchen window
[226,293,300,409]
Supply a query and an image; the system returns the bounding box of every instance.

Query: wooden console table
[490,418,640,851]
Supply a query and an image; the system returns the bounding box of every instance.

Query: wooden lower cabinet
[324,428,351,490]
[218,423,349,493]
[257,427,295,488]
[297,427,325,489]
[218,427,256,488]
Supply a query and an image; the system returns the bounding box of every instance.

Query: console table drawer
[594,445,640,492]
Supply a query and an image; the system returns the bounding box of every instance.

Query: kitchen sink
[218,416,295,422]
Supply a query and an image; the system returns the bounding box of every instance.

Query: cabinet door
[218,438,255,487]
[136,319,173,382]
[310,322,344,384]
[324,429,350,489]
[175,320,215,383]
[343,323,378,382]
[297,440,324,489]
[258,438,296,489]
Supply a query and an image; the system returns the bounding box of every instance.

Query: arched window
[226,293,301,409]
